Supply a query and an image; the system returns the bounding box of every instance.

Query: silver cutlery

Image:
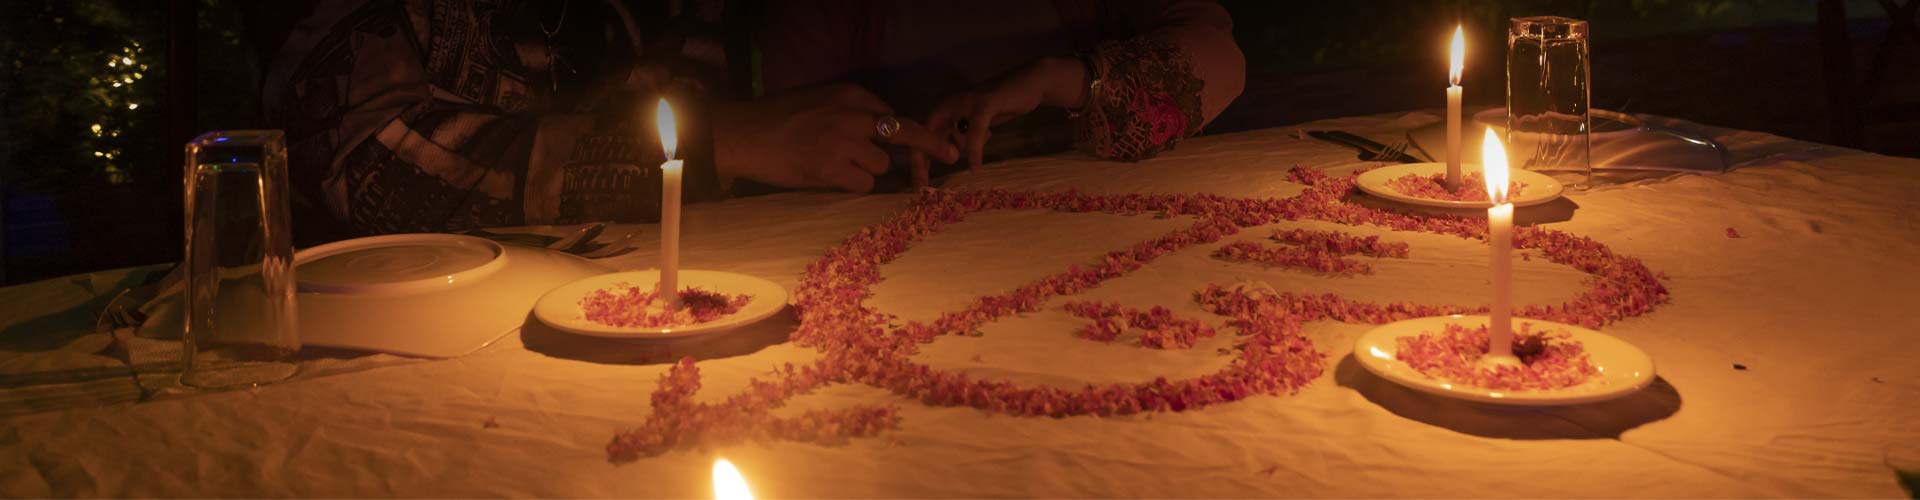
[467,221,611,256]
[1307,130,1426,163]
[576,230,640,259]
[96,263,181,332]
[1370,139,1413,162]
[545,222,608,254]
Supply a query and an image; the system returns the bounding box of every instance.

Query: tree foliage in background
[0,0,259,193]
[0,0,160,191]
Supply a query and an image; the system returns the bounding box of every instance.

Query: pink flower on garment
[1130,88,1187,147]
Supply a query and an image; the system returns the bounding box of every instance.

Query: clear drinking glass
[181,130,299,388]
[1507,16,1591,188]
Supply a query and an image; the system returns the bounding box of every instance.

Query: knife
[1307,130,1425,163]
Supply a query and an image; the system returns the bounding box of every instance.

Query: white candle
[656,99,683,310]
[1446,25,1465,191]
[713,458,755,500]
[1481,128,1518,365]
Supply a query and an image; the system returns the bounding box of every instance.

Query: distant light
[90,124,102,134]
[127,103,138,110]
[121,57,132,65]
[112,82,121,88]
[93,151,104,157]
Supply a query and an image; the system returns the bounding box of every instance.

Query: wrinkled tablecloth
[2,111,1916,498]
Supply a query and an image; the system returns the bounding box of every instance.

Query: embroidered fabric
[1075,36,1207,161]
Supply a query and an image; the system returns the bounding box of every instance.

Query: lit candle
[712,458,755,500]
[1481,128,1519,366]
[1446,25,1466,191]
[656,99,683,310]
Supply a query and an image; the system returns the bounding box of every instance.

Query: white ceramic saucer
[1354,162,1564,209]
[533,270,788,341]
[1352,315,1655,406]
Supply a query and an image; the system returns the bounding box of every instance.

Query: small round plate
[1354,162,1564,209]
[533,270,788,340]
[1352,315,1655,406]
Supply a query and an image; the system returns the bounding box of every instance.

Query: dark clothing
[263,0,730,235]
[264,0,1242,235]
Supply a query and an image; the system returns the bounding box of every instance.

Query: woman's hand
[915,56,1089,185]
[715,84,959,193]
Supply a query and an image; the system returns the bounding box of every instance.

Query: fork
[1307,130,1422,163]
[96,263,181,332]
[1370,139,1412,163]
[577,231,640,259]
[466,222,606,255]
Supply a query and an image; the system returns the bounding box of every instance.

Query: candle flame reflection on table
[713,458,754,500]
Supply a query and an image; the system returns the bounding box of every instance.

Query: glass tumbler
[181,130,299,389]
[1507,16,1592,187]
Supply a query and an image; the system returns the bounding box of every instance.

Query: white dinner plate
[1354,162,1564,209]
[533,270,788,340]
[140,233,612,358]
[1352,315,1655,406]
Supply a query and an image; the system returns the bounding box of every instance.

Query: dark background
[0,0,1913,285]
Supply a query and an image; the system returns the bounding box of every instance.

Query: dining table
[1,110,1916,498]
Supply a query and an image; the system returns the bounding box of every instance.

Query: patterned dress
[262,0,732,235]
[762,0,1243,163]
[264,0,1242,234]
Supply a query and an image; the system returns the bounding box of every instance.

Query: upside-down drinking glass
[1507,16,1592,188]
[180,130,299,389]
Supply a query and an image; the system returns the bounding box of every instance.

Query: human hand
[918,57,1089,183]
[714,84,959,193]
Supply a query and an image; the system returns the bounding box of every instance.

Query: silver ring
[875,115,901,140]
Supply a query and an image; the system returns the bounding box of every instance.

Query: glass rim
[1509,16,1589,39]
[188,129,286,147]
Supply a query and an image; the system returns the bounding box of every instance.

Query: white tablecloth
[3,111,1917,498]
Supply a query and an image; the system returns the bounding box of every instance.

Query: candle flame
[713,459,754,500]
[657,99,678,160]
[1449,25,1465,86]
[1481,128,1509,204]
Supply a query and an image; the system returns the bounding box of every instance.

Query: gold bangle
[1067,53,1101,119]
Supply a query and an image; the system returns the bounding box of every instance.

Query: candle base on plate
[534,270,788,340]
[1354,162,1565,209]
[1352,315,1655,406]
[1476,353,1524,368]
